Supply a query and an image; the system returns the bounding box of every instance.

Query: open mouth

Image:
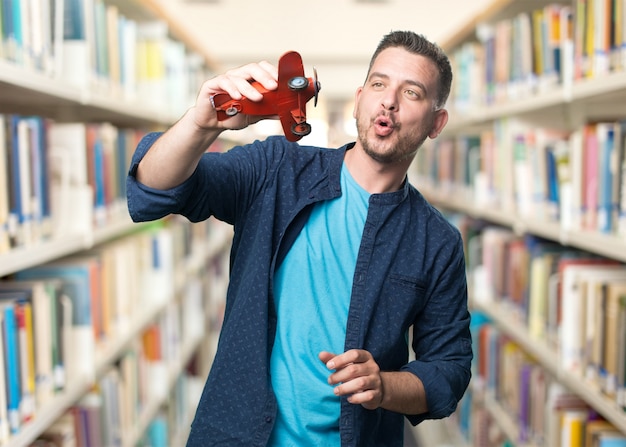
[374,116,394,136]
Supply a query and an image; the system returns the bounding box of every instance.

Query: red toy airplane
[211,51,321,142]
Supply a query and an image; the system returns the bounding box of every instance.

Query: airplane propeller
[313,67,321,107]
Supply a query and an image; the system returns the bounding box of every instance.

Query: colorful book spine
[2,303,20,434]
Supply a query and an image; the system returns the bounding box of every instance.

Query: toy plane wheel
[288,76,309,91]
[225,104,241,116]
[292,122,311,137]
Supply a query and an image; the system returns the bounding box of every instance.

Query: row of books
[0,113,146,254]
[26,327,206,447]
[0,0,56,73]
[0,0,210,117]
[450,0,626,112]
[415,118,626,237]
[466,222,626,410]
[0,221,180,441]
[471,319,626,447]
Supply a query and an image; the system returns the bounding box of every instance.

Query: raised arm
[136,61,279,190]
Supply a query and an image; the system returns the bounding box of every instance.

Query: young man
[127,30,472,447]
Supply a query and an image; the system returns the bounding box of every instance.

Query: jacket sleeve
[402,230,473,424]
[126,132,189,222]
[126,132,273,224]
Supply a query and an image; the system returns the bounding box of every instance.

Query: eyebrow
[367,71,428,96]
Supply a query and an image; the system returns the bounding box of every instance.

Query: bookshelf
[411,0,626,445]
[0,0,230,445]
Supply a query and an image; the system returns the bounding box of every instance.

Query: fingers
[321,349,384,410]
[209,61,278,102]
[323,349,370,370]
[318,351,336,364]
[193,60,278,130]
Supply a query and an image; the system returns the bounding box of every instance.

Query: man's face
[353,47,447,165]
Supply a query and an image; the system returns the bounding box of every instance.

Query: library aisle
[412,0,626,445]
[3,0,626,446]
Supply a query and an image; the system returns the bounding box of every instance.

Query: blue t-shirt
[268,163,370,446]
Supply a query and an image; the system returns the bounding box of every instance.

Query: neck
[344,144,410,194]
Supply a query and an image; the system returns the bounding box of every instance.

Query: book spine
[3,305,21,434]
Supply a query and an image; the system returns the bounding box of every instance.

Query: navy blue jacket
[126,132,472,447]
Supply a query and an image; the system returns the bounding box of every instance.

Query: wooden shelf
[424,186,626,263]
[475,300,626,435]
[0,60,176,127]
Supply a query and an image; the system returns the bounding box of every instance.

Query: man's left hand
[319,350,384,410]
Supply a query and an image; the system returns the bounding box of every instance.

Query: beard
[356,114,431,165]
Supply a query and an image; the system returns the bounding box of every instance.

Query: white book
[0,116,10,253]
[16,119,33,246]
[120,16,138,101]
[560,265,626,375]
[47,122,92,236]
[568,129,584,231]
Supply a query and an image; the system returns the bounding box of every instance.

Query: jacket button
[265,416,272,423]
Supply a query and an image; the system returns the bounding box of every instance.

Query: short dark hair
[367,30,452,109]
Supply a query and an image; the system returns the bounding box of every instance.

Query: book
[568,128,584,230]
[98,367,122,447]
[584,0,596,78]
[513,132,534,216]
[0,279,57,407]
[0,296,23,434]
[616,120,626,237]
[136,20,169,109]
[561,409,586,446]
[609,282,626,407]
[25,116,53,241]
[479,226,517,302]
[597,122,616,233]
[61,0,91,87]
[559,263,626,374]
[0,304,9,443]
[119,16,138,101]
[15,298,35,423]
[8,115,33,247]
[576,268,626,387]
[599,436,626,447]
[146,412,168,447]
[0,115,9,253]
[16,258,99,383]
[76,390,104,446]
[529,365,548,444]
[603,280,623,401]
[583,123,600,230]
[3,0,24,63]
[528,248,556,340]
[47,121,92,236]
[118,349,139,436]
[559,5,575,88]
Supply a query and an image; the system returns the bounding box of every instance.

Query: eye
[404,89,420,99]
[371,81,385,90]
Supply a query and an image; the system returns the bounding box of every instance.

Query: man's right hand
[192,60,279,132]
[136,60,280,190]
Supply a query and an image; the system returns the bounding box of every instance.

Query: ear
[352,87,363,119]
[428,108,448,139]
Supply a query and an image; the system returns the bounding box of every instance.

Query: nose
[381,90,398,111]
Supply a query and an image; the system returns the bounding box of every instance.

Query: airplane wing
[277,51,307,142]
